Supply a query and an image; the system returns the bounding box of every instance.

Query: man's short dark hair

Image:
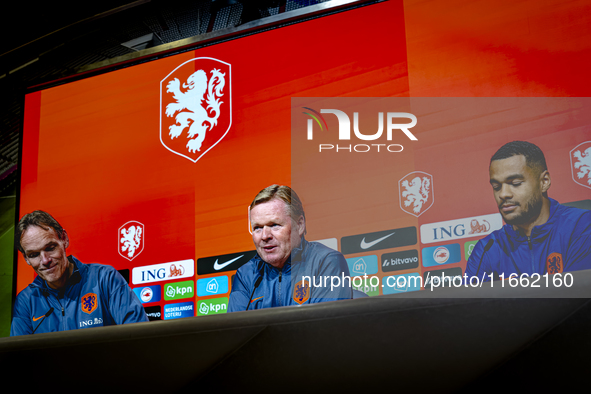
[491,141,548,174]
[16,210,66,255]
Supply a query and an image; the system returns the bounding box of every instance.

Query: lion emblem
[573,146,591,186]
[120,224,143,259]
[401,176,431,214]
[546,253,563,274]
[468,219,490,234]
[169,264,185,277]
[165,68,226,153]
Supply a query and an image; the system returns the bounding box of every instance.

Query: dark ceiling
[0,0,328,197]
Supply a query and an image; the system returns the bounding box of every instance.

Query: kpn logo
[164,280,194,301]
[302,105,417,153]
[197,297,228,316]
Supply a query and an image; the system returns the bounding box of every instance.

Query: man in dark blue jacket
[465,141,591,281]
[228,185,352,311]
[11,210,148,336]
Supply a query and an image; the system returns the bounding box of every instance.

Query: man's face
[250,198,305,269]
[489,155,547,227]
[21,225,70,290]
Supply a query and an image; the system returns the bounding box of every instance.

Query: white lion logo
[165,68,225,153]
[401,176,431,214]
[120,225,142,259]
[573,146,591,186]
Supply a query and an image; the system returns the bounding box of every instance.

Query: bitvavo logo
[303,107,417,153]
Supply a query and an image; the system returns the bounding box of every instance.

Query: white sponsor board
[420,213,502,244]
[132,259,195,285]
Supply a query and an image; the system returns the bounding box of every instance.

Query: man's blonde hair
[250,185,306,234]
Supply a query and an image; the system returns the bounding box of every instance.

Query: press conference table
[2,270,591,393]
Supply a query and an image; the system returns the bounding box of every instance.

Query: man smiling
[228,185,352,311]
[464,141,591,280]
[11,211,148,336]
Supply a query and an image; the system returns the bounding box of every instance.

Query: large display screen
[17,0,591,323]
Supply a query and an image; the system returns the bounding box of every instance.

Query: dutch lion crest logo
[119,221,144,261]
[293,280,310,305]
[570,141,591,190]
[160,57,232,162]
[81,293,98,314]
[398,171,434,217]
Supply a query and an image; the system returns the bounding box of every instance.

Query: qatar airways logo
[303,107,417,153]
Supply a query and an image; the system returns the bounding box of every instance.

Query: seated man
[229,185,352,311]
[465,141,591,280]
[11,210,148,336]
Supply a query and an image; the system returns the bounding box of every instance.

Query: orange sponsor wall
[18,0,591,315]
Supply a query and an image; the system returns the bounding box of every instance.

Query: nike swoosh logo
[214,255,244,270]
[32,315,45,322]
[360,233,395,249]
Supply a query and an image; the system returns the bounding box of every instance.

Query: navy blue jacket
[11,256,148,336]
[228,238,352,311]
[465,198,591,280]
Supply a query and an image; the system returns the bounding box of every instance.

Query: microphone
[246,276,263,311]
[32,307,54,334]
[475,239,495,280]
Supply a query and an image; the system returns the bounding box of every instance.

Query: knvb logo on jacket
[132,259,195,285]
[546,253,564,274]
[420,213,502,244]
[399,171,433,217]
[81,293,98,314]
[570,141,591,190]
[119,221,144,261]
[293,280,310,305]
[301,106,417,153]
[160,57,231,163]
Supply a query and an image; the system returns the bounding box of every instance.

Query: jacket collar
[258,237,307,273]
[505,197,559,242]
[31,255,85,294]
[291,236,307,263]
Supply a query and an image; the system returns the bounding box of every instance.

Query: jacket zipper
[278,270,282,306]
[527,236,535,273]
